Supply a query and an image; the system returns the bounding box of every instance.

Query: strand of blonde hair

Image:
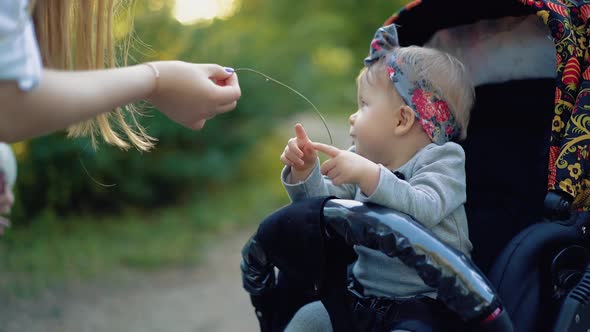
[32,0,155,151]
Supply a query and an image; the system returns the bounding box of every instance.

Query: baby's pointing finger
[302,142,316,154]
[312,142,340,158]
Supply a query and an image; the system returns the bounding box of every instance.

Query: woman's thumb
[206,64,235,80]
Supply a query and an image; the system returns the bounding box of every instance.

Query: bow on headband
[364,24,461,145]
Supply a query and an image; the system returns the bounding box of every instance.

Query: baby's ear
[394,105,416,134]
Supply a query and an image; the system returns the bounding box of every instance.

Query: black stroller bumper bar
[322,199,513,331]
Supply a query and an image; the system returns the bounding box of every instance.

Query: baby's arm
[360,143,466,228]
[282,161,357,201]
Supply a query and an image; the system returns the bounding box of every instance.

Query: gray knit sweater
[281,142,472,297]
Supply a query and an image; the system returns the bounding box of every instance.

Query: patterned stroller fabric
[526,0,590,210]
[387,0,590,211]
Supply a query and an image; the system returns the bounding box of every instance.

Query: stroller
[241,0,590,331]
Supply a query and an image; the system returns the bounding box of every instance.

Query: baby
[279,24,475,331]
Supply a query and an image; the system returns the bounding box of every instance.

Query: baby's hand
[280,124,317,172]
[313,142,380,195]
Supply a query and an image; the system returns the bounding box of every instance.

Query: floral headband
[364,24,461,144]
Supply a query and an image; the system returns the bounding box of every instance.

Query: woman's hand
[280,124,318,182]
[148,62,242,130]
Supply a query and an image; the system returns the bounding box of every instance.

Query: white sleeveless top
[0,0,42,91]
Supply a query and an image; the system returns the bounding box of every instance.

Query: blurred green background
[0,0,405,298]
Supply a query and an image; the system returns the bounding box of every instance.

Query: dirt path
[1,225,259,332]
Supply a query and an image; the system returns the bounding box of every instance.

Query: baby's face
[349,76,403,164]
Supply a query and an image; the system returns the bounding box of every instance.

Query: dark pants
[345,275,459,332]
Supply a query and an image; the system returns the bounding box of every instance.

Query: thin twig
[235,68,333,145]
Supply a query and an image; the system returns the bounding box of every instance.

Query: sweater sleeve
[359,143,467,228]
[281,159,357,202]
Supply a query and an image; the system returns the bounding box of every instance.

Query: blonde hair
[359,46,475,140]
[32,0,154,151]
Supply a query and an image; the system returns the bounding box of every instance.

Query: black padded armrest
[322,199,513,331]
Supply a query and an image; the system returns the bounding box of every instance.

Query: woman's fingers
[208,68,241,105]
[216,101,238,114]
[205,64,233,80]
[190,99,236,129]
[223,70,240,90]
[210,84,241,108]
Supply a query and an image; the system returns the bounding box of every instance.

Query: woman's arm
[0,65,154,142]
[0,62,240,142]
